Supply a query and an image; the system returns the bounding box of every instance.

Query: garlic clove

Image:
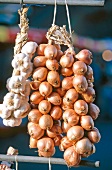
[0,106,12,119]
[21,41,38,55]
[3,116,22,127]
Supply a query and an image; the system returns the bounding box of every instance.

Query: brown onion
[80,115,94,131]
[37,137,54,152]
[39,81,52,97]
[73,75,88,93]
[30,91,44,104]
[62,121,72,133]
[54,44,61,50]
[81,144,96,158]
[47,92,62,105]
[64,146,81,167]
[37,44,47,56]
[38,147,55,157]
[59,136,73,151]
[53,135,62,146]
[62,76,73,90]
[60,53,74,68]
[67,126,84,142]
[44,45,57,59]
[53,120,61,126]
[89,103,100,120]
[75,137,93,156]
[29,137,37,148]
[55,87,66,97]
[61,67,73,76]
[75,49,92,65]
[30,103,38,109]
[74,100,88,115]
[87,127,101,143]
[33,67,48,81]
[28,123,44,139]
[61,102,74,110]
[81,87,96,103]
[86,65,93,81]
[38,100,51,114]
[73,61,87,75]
[63,109,79,126]
[46,125,62,138]
[47,71,60,87]
[39,115,53,129]
[30,80,41,90]
[46,59,59,71]
[33,56,47,67]
[56,50,63,61]
[64,88,79,104]
[50,106,62,120]
[28,109,42,123]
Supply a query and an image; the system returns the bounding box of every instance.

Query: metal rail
[0,154,100,168]
[0,0,105,6]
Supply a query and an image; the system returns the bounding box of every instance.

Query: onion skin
[87,127,101,143]
[61,67,73,77]
[74,100,88,116]
[72,61,87,75]
[46,125,62,138]
[61,101,74,110]
[38,100,51,114]
[30,80,41,90]
[89,103,100,120]
[37,44,47,56]
[56,50,63,61]
[54,44,61,50]
[64,146,81,167]
[63,109,79,126]
[67,126,84,142]
[44,45,57,59]
[39,115,53,130]
[33,67,48,82]
[28,109,42,123]
[33,56,47,67]
[39,81,52,97]
[30,91,44,105]
[29,137,37,148]
[50,106,62,120]
[60,53,74,68]
[53,135,62,146]
[73,75,88,93]
[81,87,96,103]
[85,65,93,81]
[30,103,38,109]
[28,123,44,139]
[62,76,73,90]
[80,115,94,131]
[38,147,55,157]
[62,121,72,133]
[47,92,62,105]
[47,71,60,87]
[75,137,93,156]
[75,49,92,65]
[37,137,54,152]
[64,88,79,104]
[59,136,73,151]
[46,59,59,71]
[55,88,66,97]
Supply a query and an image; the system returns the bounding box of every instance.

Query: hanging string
[52,0,57,26]
[15,155,18,170]
[49,158,51,170]
[65,0,72,37]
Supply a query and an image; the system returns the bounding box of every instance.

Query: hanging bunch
[0,7,38,127]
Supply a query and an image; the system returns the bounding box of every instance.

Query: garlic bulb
[6,76,26,93]
[0,106,12,119]
[3,116,22,127]
[12,53,31,71]
[21,41,38,56]
[3,92,23,111]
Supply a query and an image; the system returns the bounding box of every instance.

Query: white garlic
[6,75,26,94]
[3,92,23,111]
[0,106,12,119]
[13,101,30,118]
[3,116,22,127]
[21,41,38,56]
[21,79,31,97]
[11,53,31,71]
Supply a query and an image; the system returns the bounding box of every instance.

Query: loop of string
[52,0,57,26]
[49,158,51,170]
[65,0,72,37]
[15,155,18,170]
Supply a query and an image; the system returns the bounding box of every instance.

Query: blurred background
[0,0,112,170]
